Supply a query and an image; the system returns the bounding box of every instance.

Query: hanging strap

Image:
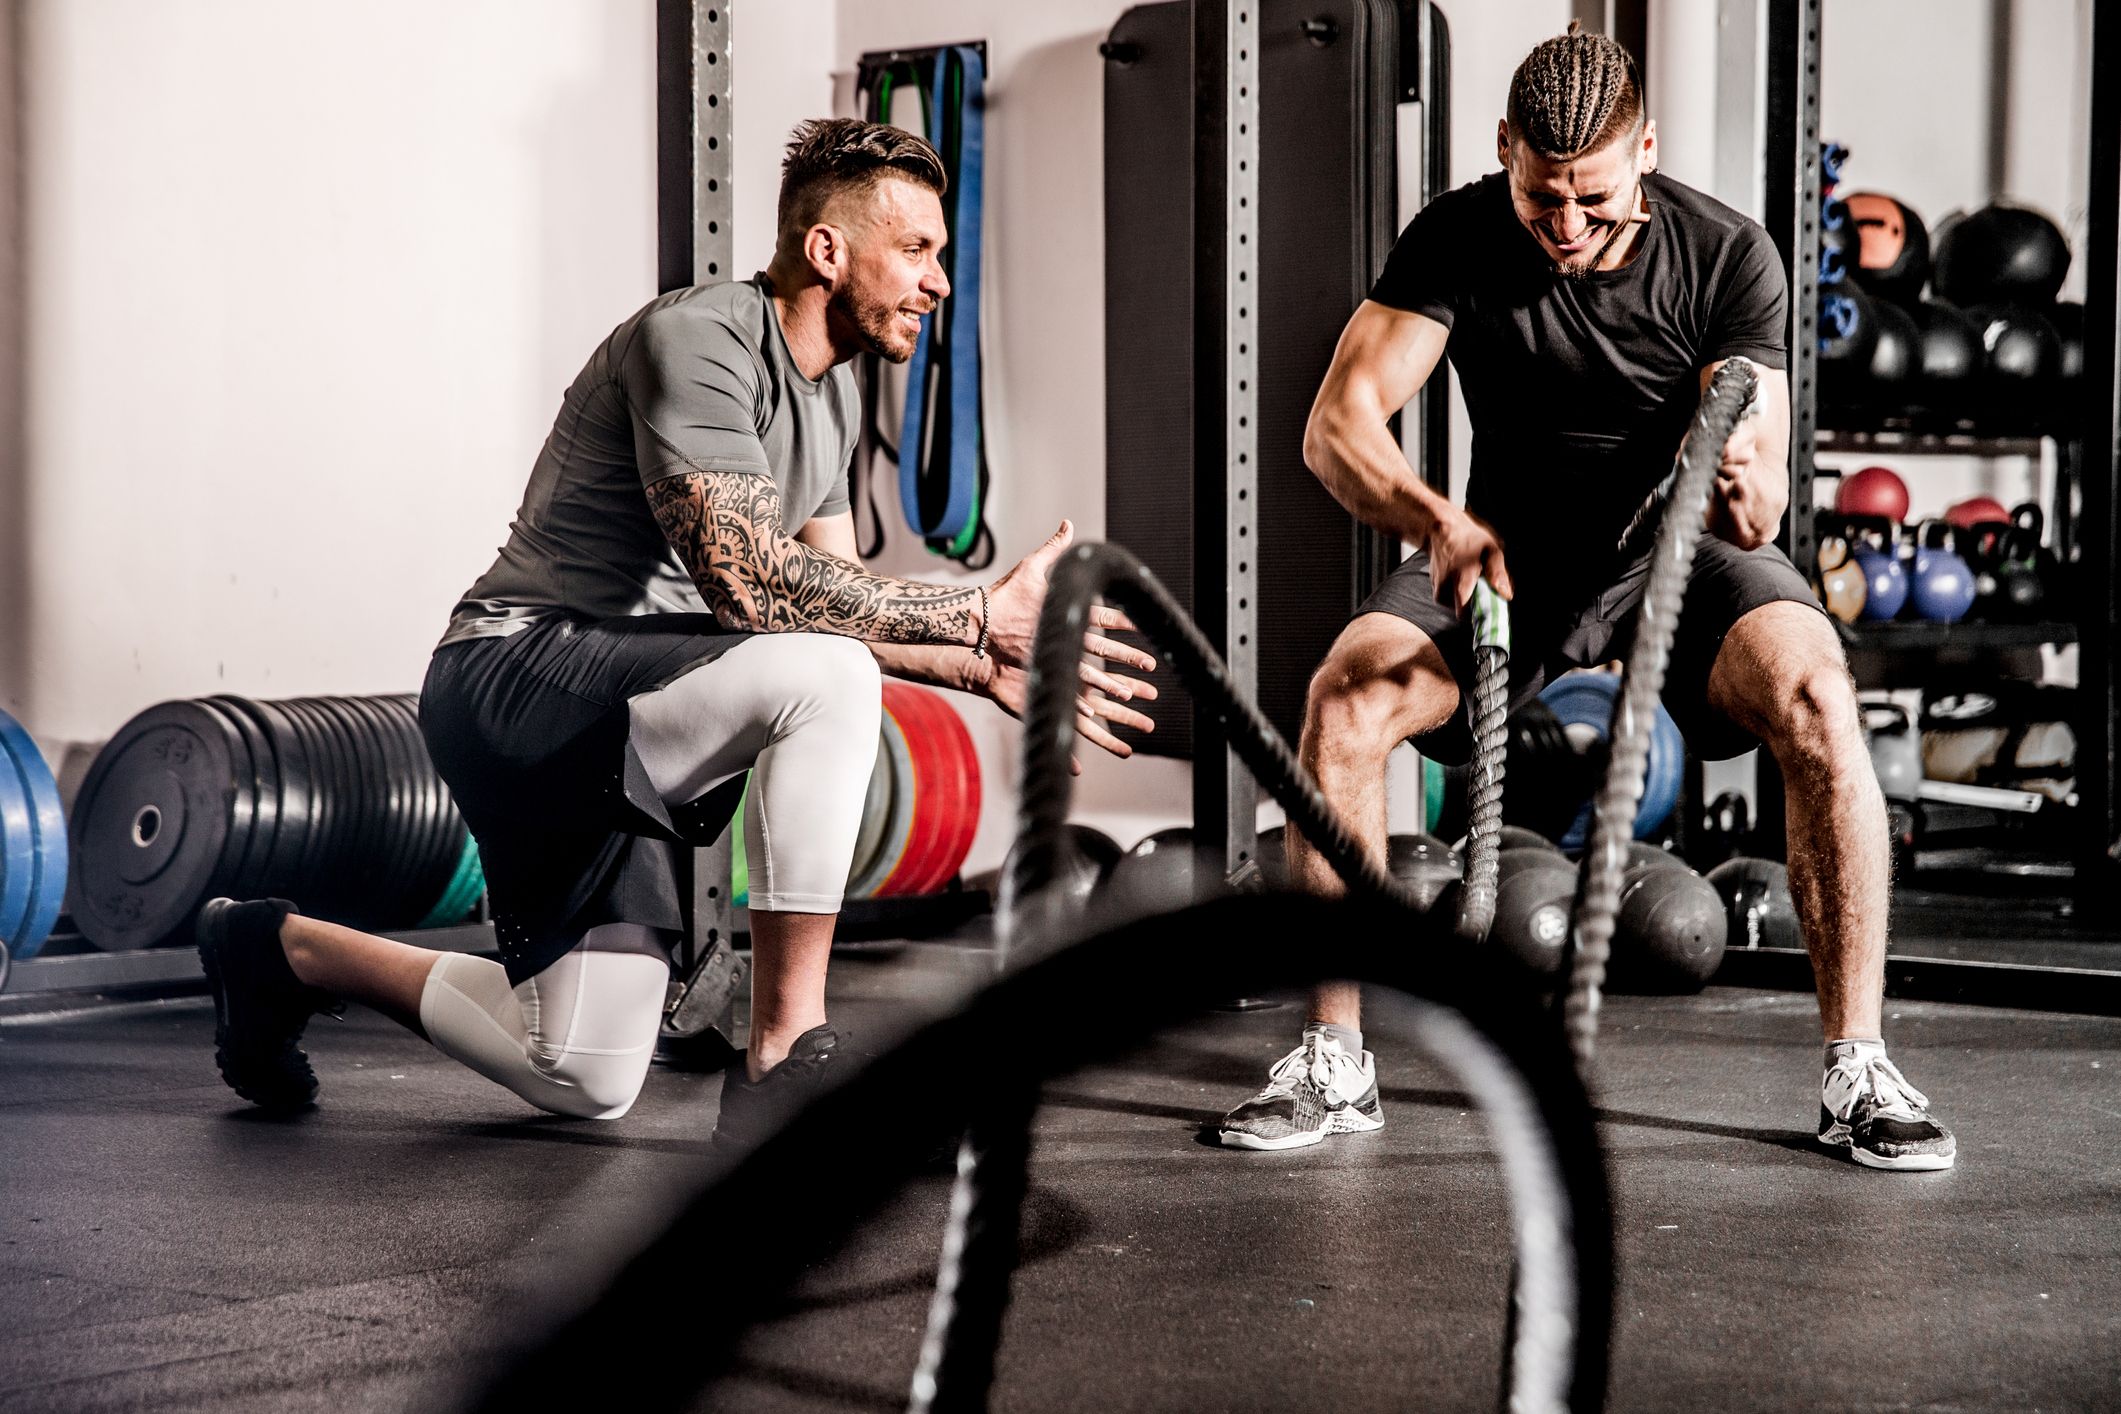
[849,64,911,559]
[897,46,990,559]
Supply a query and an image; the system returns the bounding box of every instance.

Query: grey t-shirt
[440,275,857,646]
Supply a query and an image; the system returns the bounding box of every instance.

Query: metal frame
[2079,2,2120,900]
[656,0,744,982]
[657,0,734,295]
[1190,0,1261,876]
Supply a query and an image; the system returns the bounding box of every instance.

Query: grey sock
[1305,1021,1363,1055]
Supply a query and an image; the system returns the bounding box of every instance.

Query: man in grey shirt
[197,119,1154,1143]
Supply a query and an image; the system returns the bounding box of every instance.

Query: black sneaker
[1818,1049,1956,1171]
[712,1024,841,1149]
[197,898,338,1111]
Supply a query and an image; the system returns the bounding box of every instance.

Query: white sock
[1824,1036,1886,1069]
[1306,1021,1363,1055]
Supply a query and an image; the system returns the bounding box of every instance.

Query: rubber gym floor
[2,935,2116,1413]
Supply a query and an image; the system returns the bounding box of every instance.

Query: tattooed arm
[624,306,1069,664]
[646,469,983,646]
[795,512,1160,765]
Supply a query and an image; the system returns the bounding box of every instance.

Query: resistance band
[854,48,993,568]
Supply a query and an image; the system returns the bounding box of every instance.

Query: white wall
[10,0,658,754]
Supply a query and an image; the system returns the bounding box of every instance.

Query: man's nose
[926,260,951,303]
[1553,205,1588,242]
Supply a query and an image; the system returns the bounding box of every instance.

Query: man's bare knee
[1302,630,1456,769]
[1760,659,1864,776]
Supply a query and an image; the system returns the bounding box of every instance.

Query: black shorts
[420,614,751,983]
[1355,538,1822,764]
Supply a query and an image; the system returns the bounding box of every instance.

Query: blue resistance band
[897,45,986,552]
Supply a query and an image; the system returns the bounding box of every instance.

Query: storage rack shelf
[1758,0,2117,911]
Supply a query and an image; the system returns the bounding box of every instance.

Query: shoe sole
[198,900,318,1112]
[1818,1123,1955,1171]
[1218,1106,1383,1152]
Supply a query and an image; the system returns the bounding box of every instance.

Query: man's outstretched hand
[982,521,1145,669]
[966,614,1159,775]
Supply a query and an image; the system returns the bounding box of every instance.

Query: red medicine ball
[1945,495,2009,529]
[1835,465,1910,523]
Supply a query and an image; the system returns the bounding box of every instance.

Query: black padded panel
[1102,1,1197,758]
[1104,0,1400,757]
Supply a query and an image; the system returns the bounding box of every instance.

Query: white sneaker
[1216,1032,1384,1151]
[1818,1049,1957,1171]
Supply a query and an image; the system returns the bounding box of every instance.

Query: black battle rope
[907,543,1600,1414]
[1562,359,1762,1070]
[454,897,1610,1414]
[1457,582,1512,942]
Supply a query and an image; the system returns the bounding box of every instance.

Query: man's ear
[1639,118,1658,175]
[801,223,847,283]
[1496,118,1511,168]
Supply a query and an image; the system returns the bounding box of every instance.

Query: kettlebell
[1816,535,1868,623]
[1995,525,2046,617]
[1908,519,1976,624]
[1955,520,2010,614]
[1852,545,1908,620]
[1862,701,1923,802]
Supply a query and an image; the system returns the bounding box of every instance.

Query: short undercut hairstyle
[1506,21,1644,162]
[777,117,947,249]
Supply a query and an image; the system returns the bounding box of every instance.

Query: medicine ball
[1910,300,1983,410]
[1934,204,2071,307]
[1387,832,1462,912]
[1611,860,1728,993]
[1490,848,1577,979]
[1704,856,1801,951]
[1965,303,2063,418]
[1835,464,1910,522]
[1105,826,1226,923]
[1945,494,2009,529]
[2051,300,2085,386]
[1842,191,1931,307]
[1003,823,1122,920]
[1860,297,1922,412]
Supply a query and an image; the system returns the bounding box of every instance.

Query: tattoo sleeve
[646,470,978,644]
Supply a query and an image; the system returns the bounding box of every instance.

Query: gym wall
[7,0,662,758]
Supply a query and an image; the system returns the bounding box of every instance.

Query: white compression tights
[420,931,672,1120]
[627,631,881,912]
[417,632,881,1119]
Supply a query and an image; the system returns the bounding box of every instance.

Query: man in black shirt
[1218,26,1954,1171]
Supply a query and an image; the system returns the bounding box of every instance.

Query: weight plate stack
[0,710,67,960]
[70,692,483,950]
[69,702,245,950]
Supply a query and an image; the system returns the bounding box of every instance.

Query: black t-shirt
[1369,170,1787,590]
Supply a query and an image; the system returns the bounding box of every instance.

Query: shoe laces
[1259,1035,1359,1101]
[1825,1052,1930,1122]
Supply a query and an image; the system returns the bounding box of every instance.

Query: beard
[832,279,927,364]
[1541,173,1641,281]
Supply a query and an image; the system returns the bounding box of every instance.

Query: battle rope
[912,542,1604,1414]
[1562,359,1762,1070]
[1456,580,1512,942]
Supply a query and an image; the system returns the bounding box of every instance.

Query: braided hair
[1506,21,1643,161]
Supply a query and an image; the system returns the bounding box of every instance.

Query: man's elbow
[703,568,771,632]
[1301,409,1341,478]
